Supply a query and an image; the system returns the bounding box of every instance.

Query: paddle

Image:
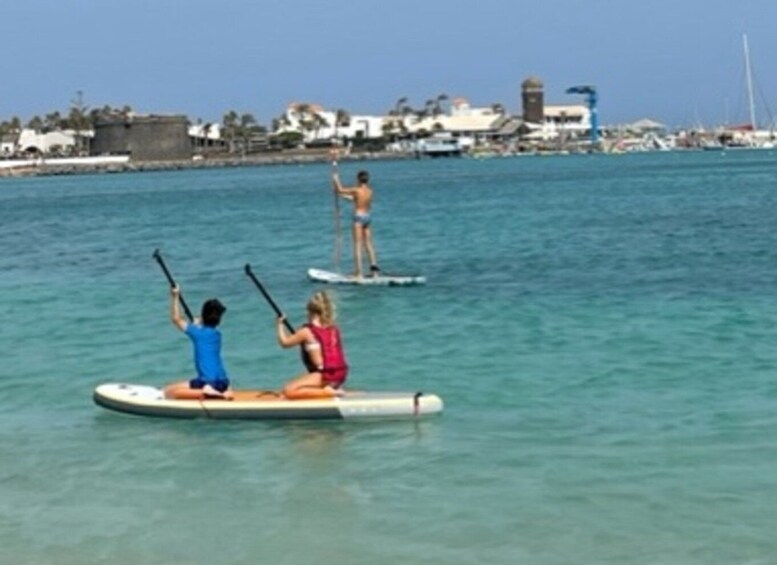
[153,248,194,322]
[331,142,342,273]
[244,263,294,333]
[244,263,315,371]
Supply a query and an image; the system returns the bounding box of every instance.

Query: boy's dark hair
[357,170,369,184]
[201,299,226,327]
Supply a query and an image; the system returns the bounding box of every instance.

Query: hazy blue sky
[1,0,776,129]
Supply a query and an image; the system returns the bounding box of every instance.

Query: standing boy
[333,170,380,278]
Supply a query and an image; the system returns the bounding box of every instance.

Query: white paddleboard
[94,383,443,420]
[307,268,426,286]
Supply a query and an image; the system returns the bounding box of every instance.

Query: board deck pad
[307,268,426,286]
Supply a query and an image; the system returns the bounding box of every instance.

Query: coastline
[0,149,413,179]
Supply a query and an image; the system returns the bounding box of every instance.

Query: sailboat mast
[743,33,757,130]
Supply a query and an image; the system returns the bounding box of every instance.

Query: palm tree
[67,90,93,153]
[394,97,408,115]
[223,111,238,153]
[434,93,448,117]
[202,123,212,153]
[27,116,44,132]
[381,120,396,141]
[294,103,317,143]
[418,99,436,122]
[69,90,91,154]
[335,108,350,127]
[44,111,61,133]
[314,113,330,142]
[239,113,257,156]
[331,108,349,144]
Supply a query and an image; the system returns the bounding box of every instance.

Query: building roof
[407,111,502,133]
[544,104,588,118]
[522,76,544,89]
[494,117,523,135]
[287,102,324,113]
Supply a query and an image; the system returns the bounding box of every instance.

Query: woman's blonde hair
[307,291,336,326]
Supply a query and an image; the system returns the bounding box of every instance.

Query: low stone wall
[0,151,413,178]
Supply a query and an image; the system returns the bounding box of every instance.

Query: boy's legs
[364,226,378,274]
[352,223,364,277]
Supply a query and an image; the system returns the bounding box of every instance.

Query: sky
[1,0,776,130]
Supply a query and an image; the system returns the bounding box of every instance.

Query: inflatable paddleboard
[307,268,426,286]
[94,383,443,420]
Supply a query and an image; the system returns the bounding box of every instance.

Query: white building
[275,98,511,148]
[277,103,384,143]
[522,104,591,141]
[1,134,16,156]
[15,129,81,154]
[188,122,223,142]
[404,98,504,138]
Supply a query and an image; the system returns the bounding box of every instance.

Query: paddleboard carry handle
[413,392,423,416]
[153,249,194,322]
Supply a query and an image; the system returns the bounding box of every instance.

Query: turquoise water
[2,150,777,564]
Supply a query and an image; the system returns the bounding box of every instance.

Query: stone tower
[521,77,544,124]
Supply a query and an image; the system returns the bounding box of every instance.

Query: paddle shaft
[244,263,315,371]
[244,264,295,334]
[153,249,194,322]
[332,143,342,273]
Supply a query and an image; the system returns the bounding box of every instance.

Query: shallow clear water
[2,150,777,564]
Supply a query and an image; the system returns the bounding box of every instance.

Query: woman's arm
[276,317,311,348]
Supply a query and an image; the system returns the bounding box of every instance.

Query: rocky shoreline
[0,150,414,178]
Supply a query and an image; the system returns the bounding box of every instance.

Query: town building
[400,97,508,149]
[92,115,190,161]
[268,76,595,152]
[276,103,384,144]
[8,129,80,155]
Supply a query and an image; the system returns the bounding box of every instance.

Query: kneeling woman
[276,291,348,400]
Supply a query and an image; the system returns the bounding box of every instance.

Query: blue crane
[565,85,599,147]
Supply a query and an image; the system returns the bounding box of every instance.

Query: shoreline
[0,150,413,179]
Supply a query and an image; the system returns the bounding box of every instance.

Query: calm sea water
[2,150,777,564]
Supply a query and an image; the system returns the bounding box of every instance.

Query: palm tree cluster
[221,111,267,155]
[389,94,449,121]
[381,94,450,139]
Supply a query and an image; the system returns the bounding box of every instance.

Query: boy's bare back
[351,184,373,214]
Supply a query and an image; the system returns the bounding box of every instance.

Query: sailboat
[723,34,776,149]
